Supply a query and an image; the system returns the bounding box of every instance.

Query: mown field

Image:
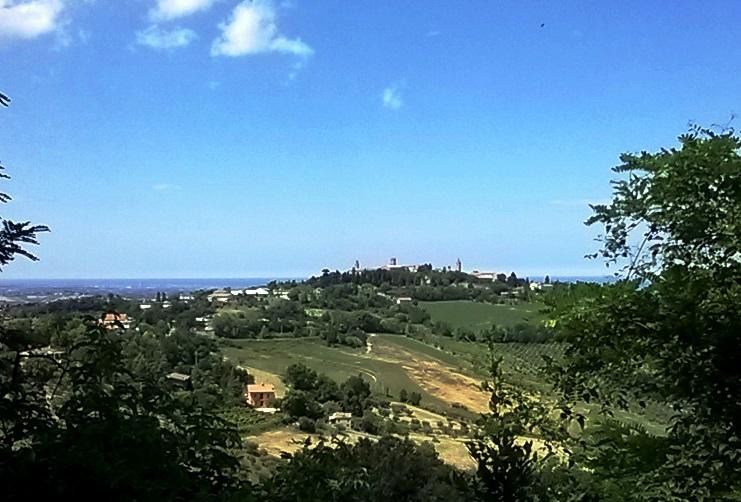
[420,300,546,331]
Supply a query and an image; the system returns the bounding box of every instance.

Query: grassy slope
[222,337,443,408]
[420,300,546,331]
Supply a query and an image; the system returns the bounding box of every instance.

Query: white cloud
[381,85,403,110]
[211,0,312,58]
[136,24,196,50]
[153,183,181,192]
[150,0,217,21]
[0,0,65,40]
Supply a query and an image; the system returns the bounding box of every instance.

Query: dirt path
[366,333,377,354]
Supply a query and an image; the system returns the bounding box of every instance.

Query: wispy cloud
[425,29,440,37]
[153,183,181,192]
[53,24,91,50]
[149,0,217,21]
[381,85,403,110]
[210,0,312,58]
[136,24,196,50]
[0,0,65,40]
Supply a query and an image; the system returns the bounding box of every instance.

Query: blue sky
[1,0,740,279]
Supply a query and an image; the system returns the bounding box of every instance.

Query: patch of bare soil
[402,359,490,413]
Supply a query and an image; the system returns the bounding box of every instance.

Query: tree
[297,416,316,433]
[281,389,322,420]
[544,275,550,284]
[1,321,250,500]
[262,436,473,501]
[284,363,318,391]
[468,354,559,502]
[0,97,48,268]
[549,127,741,499]
[341,375,371,416]
[399,388,408,403]
[408,391,422,406]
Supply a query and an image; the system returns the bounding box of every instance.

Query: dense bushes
[281,364,372,421]
[261,436,475,501]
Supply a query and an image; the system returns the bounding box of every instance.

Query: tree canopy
[549,127,741,499]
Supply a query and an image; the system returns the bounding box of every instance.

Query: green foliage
[421,300,546,333]
[284,362,319,391]
[0,321,250,500]
[1,91,50,266]
[297,416,316,433]
[281,389,323,420]
[408,391,422,406]
[261,436,474,501]
[550,127,741,499]
[341,374,371,417]
[468,354,561,502]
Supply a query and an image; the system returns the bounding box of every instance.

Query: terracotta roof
[247,383,275,393]
[102,313,128,322]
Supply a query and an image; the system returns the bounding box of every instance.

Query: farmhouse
[245,383,276,407]
[328,412,352,426]
[166,372,192,389]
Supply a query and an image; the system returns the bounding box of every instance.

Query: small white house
[328,412,352,426]
[396,297,413,305]
[139,303,152,310]
[207,290,231,302]
[244,287,270,297]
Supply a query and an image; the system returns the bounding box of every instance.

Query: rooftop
[247,383,275,393]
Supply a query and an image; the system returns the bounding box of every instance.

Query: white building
[244,287,270,297]
[471,270,498,281]
[207,289,231,302]
[328,412,352,426]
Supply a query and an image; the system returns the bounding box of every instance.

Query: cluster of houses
[206,287,289,303]
[139,293,194,311]
[99,312,132,330]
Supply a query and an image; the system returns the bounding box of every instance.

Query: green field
[222,337,448,409]
[420,300,546,331]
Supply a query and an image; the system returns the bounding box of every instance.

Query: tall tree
[550,127,741,499]
[0,92,49,267]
